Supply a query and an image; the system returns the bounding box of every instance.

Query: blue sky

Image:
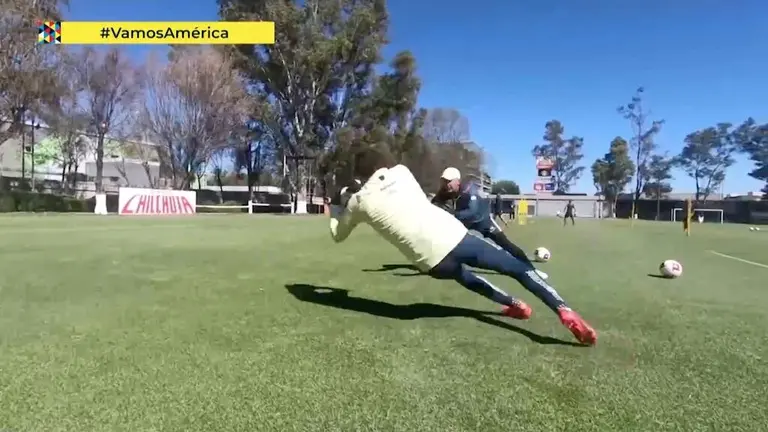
[66,0,767,194]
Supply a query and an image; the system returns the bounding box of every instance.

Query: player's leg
[428,253,532,319]
[452,234,597,344]
[481,220,548,279]
[570,214,576,225]
[485,229,534,267]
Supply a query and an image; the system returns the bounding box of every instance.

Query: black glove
[329,179,362,205]
[431,193,454,214]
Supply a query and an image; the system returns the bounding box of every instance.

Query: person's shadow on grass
[362,263,496,277]
[285,283,583,347]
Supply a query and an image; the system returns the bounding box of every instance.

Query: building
[0,122,163,196]
[467,170,492,194]
[457,140,492,194]
[724,192,762,201]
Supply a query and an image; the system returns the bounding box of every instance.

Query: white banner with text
[118,188,196,215]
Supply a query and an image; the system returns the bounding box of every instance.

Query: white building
[0,123,162,196]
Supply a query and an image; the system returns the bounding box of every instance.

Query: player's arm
[328,187,360,243]
[431,192,454,214]
[454,185,481,223]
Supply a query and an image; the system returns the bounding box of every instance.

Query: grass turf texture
[0,216,766,431]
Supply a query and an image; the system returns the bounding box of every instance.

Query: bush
[0,195,15,212]
[66,198,87,212]
[0,191,89,213]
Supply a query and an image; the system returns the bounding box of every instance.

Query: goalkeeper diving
[326,148,597,345]
[431,167,549,280]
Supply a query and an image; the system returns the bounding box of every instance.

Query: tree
[106,136,162,188]
[335,50,426,190]
[232,103,277,198]
[317,50,437,194]
[37,50,90,192]
[617,87,664,202]
[72,47,142,193]
[644,154,674,219]
[420,107,484,183]
[140,47,251,189]
[532,120,585,192]
[0,0,65,146]
[491,180,520,195]
[422,108,470,145]
[733,118,768,197]
[210,149,229,201]
[675,123,736,201]
[220,0,389,201]
[590,136,634,216]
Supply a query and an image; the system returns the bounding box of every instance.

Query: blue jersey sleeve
[454,182,483,223]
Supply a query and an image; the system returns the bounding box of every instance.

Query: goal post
[196,201,256,214]
[195,201,295,214]
[672,207,724,224]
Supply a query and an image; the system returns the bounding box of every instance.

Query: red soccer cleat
[502,301,532,320]
[558,307,597,345]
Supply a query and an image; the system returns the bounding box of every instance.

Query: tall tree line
[2,1,767,201]
[1,0,485,199]
[590,87,768,219]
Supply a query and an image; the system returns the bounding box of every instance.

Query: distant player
[433,168,548,280]
[493,192,508,226]
[326,149,597,345]
[563,200,576,226]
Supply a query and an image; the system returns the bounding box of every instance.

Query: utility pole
[18,106,26,183]
[30,117,39,190]
[21,126,26,182]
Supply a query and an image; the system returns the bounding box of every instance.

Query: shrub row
[0,191,89,212]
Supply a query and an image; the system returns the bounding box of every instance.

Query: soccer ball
[750,227,755,231]
[659,259,683,278]
[534,247,551,262]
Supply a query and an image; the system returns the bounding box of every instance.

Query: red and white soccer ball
[534,247,551,262]
[659,259,683,278]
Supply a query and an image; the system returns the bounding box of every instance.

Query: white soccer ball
[556,210,562,217]
[534,247,551,262]
[659,259,683,278]
[757,227,762,231]
[750,227,755,231]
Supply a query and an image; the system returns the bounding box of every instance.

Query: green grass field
[0,215,766,431]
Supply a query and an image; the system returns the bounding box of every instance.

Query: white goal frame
[671,208,724,223]
[196,202,293,214]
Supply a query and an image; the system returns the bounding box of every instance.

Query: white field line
[708,250,768,269]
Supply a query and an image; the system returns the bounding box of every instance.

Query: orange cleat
[502,301,532,320]
[558,307,597,345]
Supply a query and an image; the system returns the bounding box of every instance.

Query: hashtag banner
[37,20,61,44]
[45,21,274,45]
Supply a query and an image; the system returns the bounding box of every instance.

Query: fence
[497,195,604,218]
[614,198,768,224]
